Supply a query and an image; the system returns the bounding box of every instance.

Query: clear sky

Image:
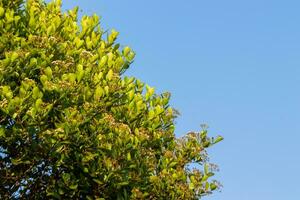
[60,1,300,199]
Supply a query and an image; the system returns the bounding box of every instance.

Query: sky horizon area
[54,0,300,199]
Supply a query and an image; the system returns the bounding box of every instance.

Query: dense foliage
[0,0,223,199]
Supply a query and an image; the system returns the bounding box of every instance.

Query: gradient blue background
[59,1,300,199]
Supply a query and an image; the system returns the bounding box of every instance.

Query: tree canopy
[0,0,223,199]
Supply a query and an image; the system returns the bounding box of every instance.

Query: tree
[0,0,223,199]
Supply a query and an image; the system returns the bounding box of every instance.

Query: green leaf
[2,86,13,99]
[84,167,89,173]
[0,127,5,137]
[32,86,42,99]
[69,184,78,190]
[10,52,19,62]
[207,172,215,177]
[87,196,93,200]
[106,69,113,81]
[40,75,48,85]
[94,86,103,101]
[29,58,38,67]
[118,182,129,187]
[205,182,209,190]
[58,188,64,195]
[68,73,76,83]
[127,152,131,161]
[0,7,4,18]
[62,173,71,184]
[213,135,224,144]
[76,64,84,82]
[11,158,22,165]
[35,98,43,109]
[204,163,209,175]
[145,85,155,100]
[123,46,130,56]
[93,72,103,84]
[99,55,108,67]
[169,161,177,168]
[44,67,53,78]
[108,29,119,43]
[189,182,194,190]
[202,175,209,181]
[210,182,218,191]
[29,16,36,28]
[93,179,103,185]
[19,87,26,97]
[104,86,109,95]
[74,37,84,48]
[148,110,155,119]
[127,51,135,61]
[2,58,11,67]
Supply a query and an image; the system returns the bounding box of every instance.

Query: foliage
[0,0,223,199]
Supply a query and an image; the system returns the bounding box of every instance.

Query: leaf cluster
[0,0,222,199]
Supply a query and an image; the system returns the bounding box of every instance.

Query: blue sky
[60,1,300,199]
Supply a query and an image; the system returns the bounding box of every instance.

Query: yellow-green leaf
[106,69,113,81]
[94,86,103,101]
[0,7,4,18]
[44,67,52,78]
